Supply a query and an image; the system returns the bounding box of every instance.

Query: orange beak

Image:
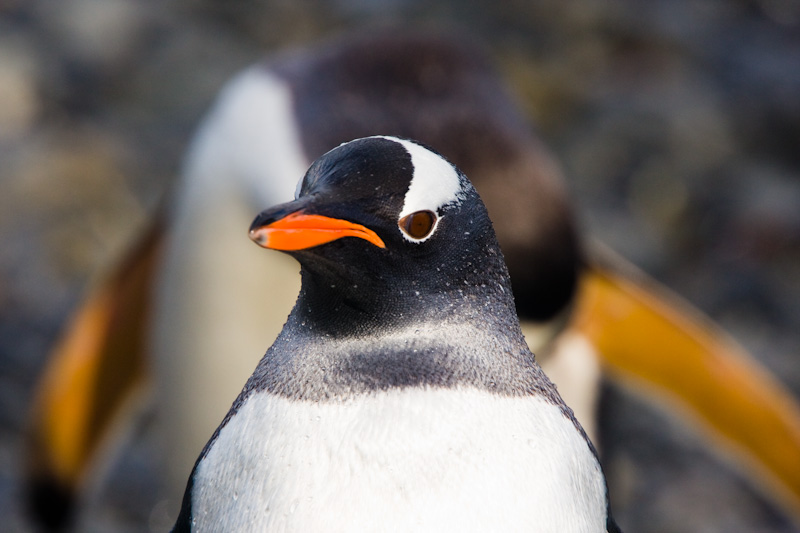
[249,211,386,251]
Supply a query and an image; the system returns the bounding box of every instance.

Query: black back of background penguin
[173,136,619,532]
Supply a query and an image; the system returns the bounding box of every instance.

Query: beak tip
[249,228,267,247]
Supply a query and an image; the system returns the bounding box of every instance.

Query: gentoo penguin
[25,30,800,529]
[172,135,621,532]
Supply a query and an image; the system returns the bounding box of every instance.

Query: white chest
[191,388,607,532]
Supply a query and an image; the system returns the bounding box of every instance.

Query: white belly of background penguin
[172,136,620,532]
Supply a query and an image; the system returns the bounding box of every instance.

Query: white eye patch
[377,136,466,243]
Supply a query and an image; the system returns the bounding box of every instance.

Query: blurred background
[1,0,799,531]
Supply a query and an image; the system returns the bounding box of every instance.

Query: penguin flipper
[25,215,164,530]
[572,245,800,525]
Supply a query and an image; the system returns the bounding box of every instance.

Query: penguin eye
[398,210,437,240]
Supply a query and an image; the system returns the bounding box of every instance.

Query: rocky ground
[1,0,799,531]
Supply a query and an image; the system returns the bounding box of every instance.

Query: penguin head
[249,136,515,326]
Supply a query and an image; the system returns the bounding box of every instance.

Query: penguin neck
[246,254,559,402]
[290,245,522,342]
[241,235,566,403]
